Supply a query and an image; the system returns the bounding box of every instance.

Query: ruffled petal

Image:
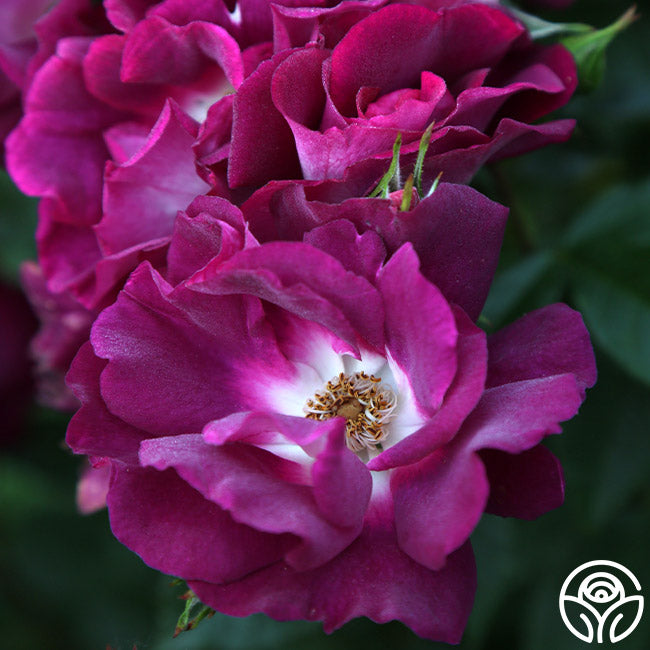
[369,306,486,470]
[66,342,147,464]
[377,244,457,413]
[90,263,295,435]
[480,445,565,519]
[189,501,476,643]
[187,241,385,351]
[229,49,301,187]
[97,100,209,255]
[486,303,597,392]
[392,445,489,570]
[108,464,294,583]
[140,421,370,570]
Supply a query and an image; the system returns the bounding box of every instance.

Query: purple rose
[6,0,365,345]
[5,0,289,309]
[0,0,63,160]
[212,3,577,189]
[66,213,595,641]
[6,0,579,412]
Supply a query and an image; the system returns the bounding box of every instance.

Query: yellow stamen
[304,372,397,452]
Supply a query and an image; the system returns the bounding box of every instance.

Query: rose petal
[66,342,147,464]
[392,446,489,570]
[377,244,457,413]
[480,445,565,519]
[190,503,476,643]
[140,424,369,570]
[91,263,295,434]
[464,375,584,454]
[369,306,486,470]
[97,100,209,255]
[486,303,597,391]
[188,241,385,351]
[229,50,301,187]
[108,464,294,583]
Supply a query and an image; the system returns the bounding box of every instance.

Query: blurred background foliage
[1,0,649,648]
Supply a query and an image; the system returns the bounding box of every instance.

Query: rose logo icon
[559,560,644,643]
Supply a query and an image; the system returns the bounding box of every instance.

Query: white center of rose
[303,372,397,451]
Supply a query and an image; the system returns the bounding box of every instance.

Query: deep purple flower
[0,0,62,160]
[6,0,310,309]
[208,2,576,190]
[66,212,595,641]
[6,0,580,414]
[7,0,387,353]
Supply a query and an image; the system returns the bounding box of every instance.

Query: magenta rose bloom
[7,0,301,309]
[66,212,595,641]
[214,2,577,189]
[0,0,67,159]
[7,0,578,410]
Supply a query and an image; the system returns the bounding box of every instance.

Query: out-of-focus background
[1,1,649,648]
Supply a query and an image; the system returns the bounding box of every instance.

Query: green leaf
[562,6,638,92]
[572,268,650,387]
[562,181,650,384]
[562,180,650,247]
[482,251,553,326]
[0,458,69,519]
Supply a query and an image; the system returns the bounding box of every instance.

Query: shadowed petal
[189,501,476,643]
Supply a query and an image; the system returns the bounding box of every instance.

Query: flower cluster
[5,0,595,643]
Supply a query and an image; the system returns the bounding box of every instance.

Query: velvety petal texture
[6,0,324,398]
[241,180,508,320]
[6,0,596,643]
[190,504,477,643]
[66,207,595,641]
[221,2,577,187]
[7,0,577,425]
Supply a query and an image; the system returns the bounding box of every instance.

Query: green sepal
[369,134,402,199]
[425,171,443,198]
[400,174,415,212]
[173,589,215,638]
[414,122,435,197]
[562,6,638,92]
[505,6,591,41]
